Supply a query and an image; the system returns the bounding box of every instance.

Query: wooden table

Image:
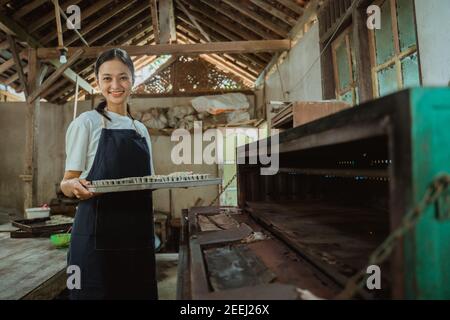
[0,230,68,300]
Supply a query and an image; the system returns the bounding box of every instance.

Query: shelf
[278,167,389,178]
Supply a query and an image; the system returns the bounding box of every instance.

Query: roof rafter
[222,0,289,37]
[176,0,272,61]
[41,0,113,45]
[159,0,177,43]
[276,0,305,15]
[198,0,279,40]
[177,32,255,85]
[0,9,94,94]
[150,0,160,44]
[176,18,266,70]
[249,0,298,26]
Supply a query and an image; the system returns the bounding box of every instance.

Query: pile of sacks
[131,93,251,130]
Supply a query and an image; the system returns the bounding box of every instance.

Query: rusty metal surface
[176,209,191,300]
[198,283,299,300]
[246,201,388,274]
[189,238,210,299]
[182,205,341,300]
[233,209,340,299]
[204,245,276,291]
[198,213,240,231]
[245,201,390,299]
[196,223,253,246]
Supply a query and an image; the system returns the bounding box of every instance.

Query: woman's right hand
[71,179,94,200]
[60,171,95,200]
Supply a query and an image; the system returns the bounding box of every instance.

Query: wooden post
[159,0,176,44]
[352,5,373,103]
[318,9,336,100]
[6,35,28,97]
[22,48,40,211]
[150,0,160,44]
[53,0,64,48]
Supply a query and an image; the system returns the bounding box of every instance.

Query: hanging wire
[287,0,361,96]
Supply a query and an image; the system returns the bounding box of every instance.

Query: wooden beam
[222,0,288,37]
[254,52,280,86]
[254,0,322,85]
[134,55,158,71]
[4,64,28,86]
[37,40,291,59]
[176,33,256,84]
[28,0,83,33]
[22,48,40,210]
[177,16,267,68]
[52,0,64,47]
[56,20,157,98]
[288,0,323,39]
[181,0,261,41]
[0,11,40,45]
[318,2,335,100]
[55,28,158,102]
[320,0,361,44]
[84,3,149,45]
[61,0,136,47]
[177,0,272,62]
[13,0,47,19]
[177,21,263,72]
[0,48,27,74]
[138,55,178,85]
[150,0,160,44]
[352,5,373,103]
[176,0,211,42]
[249,0,298,26]
[0,18,16,35]
[276,0,305,15]
[0,9,94,94]
[198,0,276,40]
[27,48,84,103]
[5,36,28,96]
[133,89,254,98]
[159,0,177,43]
[44,14,152,97]
[41,0,112,45]
[42,78,72,101]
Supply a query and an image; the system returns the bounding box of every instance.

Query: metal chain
[336,174,450,299]
[209,173,237,206]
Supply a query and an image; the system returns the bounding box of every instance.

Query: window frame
[331,26,358,105]
[368,0,420,97]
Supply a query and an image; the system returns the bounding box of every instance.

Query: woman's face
[97,59,133,107]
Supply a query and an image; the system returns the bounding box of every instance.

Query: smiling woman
[60,48,158,300]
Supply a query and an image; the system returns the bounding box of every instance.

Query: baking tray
[12,215,73,233]
[87,178,223,193]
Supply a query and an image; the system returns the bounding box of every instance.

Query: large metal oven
[178,89,450,299]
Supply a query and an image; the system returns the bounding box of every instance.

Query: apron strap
[102,108,142,137]
[101,113,107,129]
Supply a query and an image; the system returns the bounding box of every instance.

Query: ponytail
[95,100,111,121]
[95,100,135,122]
[127,103,135,121]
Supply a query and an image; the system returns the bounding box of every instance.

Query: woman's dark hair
[94,48,135,121]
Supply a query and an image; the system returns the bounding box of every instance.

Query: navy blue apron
[68,114,158,300]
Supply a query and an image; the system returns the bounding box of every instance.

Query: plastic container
[25,207,50,219]
[50,233,71,248]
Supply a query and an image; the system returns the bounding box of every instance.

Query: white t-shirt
[65,110,155,179]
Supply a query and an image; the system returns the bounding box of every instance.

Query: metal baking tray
[87,178,223,193]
